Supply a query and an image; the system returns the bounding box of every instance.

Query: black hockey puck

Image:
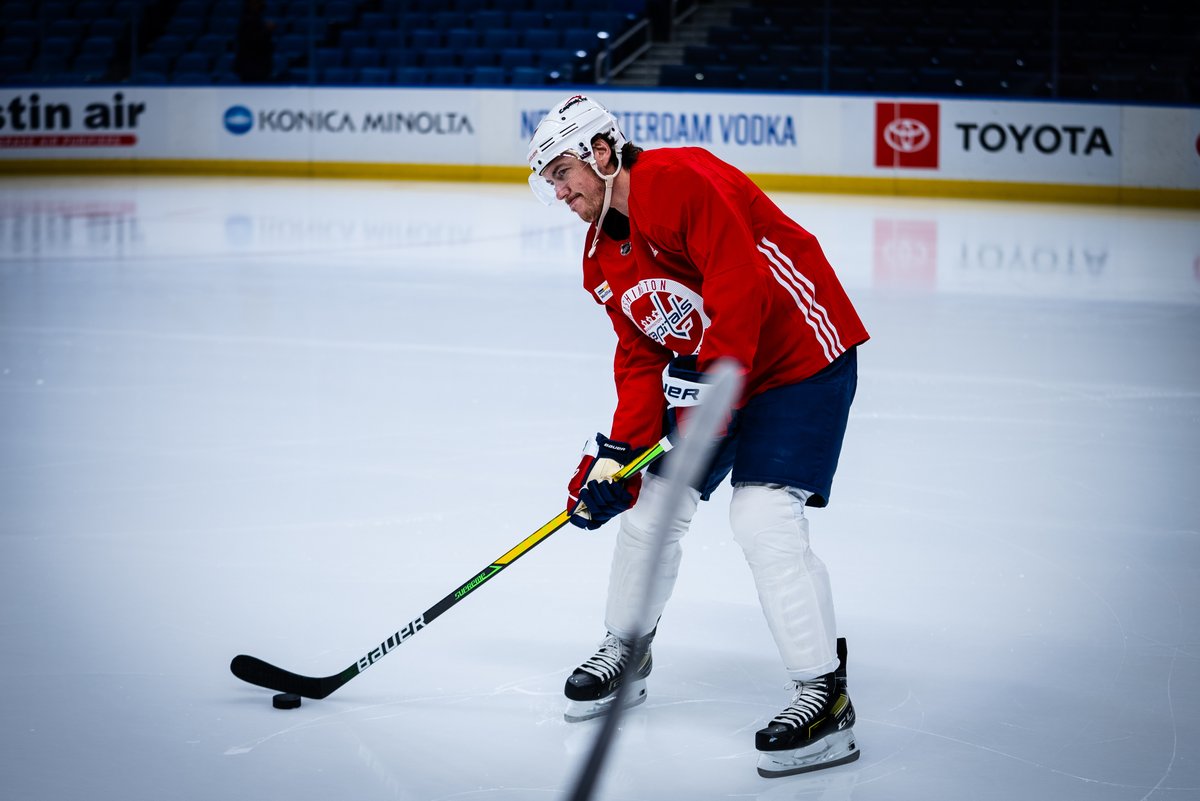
[272,692,302,709]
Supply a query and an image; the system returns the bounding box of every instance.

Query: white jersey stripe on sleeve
[757,239,844,361]
[763,259,835,361]
[759,236,846,354]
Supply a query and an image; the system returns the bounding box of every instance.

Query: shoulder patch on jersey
[594,281,613,302]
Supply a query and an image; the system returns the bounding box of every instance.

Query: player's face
[541,155,605,222]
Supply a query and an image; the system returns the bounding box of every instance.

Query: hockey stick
[230,436,674,700]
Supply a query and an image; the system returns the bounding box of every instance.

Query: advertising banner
[1,86,1197,201]
[0,89,160,159]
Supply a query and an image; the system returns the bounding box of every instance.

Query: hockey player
[527,95,868,777]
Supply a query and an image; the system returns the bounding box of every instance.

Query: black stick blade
[230,654,351,699]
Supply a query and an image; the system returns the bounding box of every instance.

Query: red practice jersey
[581,147,870,448]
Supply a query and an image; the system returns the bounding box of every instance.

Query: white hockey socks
[730,484,839,679]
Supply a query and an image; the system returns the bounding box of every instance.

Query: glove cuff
[662,356,708,408]
[594,432,636,466]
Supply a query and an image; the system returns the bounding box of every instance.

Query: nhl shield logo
[620,241,632,256]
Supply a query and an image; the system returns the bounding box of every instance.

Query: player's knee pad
[729,483,837,677]
[605,473,699,640]
[620,472,700,549]
[730,483,813,563]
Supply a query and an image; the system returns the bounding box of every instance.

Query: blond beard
[569,170,607,222]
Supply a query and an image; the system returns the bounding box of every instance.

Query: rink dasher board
[0,86,1197,206]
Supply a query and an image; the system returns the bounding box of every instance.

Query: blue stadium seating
[171,71,211,84]
[420,49,457,68]
[498,48,534,69]
[429,66,469,85]
[138,52,172,75]
[152,34,190,59]
[393,66,430,85]
[523,29,560,50]
[510,11,548,30]
[193,33,229,57]
[446,29,479,49]
[409,29,442,49]
[341,30,370,50]
[472,65,505,85]
[313,47,343,69]
[473,11,506,29]
[461,48,498,68]
[373,31,406,50]
[480,29,513,50]
[357,66,391,84]
[0,0,1189,101]
[347,47,380,69]
[175,52,211,74]
[510,65,546,85]
[322,66,355,83]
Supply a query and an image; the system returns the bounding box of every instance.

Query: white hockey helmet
[526,94,627,206]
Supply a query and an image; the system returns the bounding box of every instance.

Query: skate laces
[771,675,833,729]
[578,633,625,681]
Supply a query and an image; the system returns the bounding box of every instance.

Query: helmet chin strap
[586,157,620,258]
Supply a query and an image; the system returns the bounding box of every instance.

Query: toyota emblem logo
[883,118,932,153]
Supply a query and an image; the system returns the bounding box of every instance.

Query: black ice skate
[563,630,654,722]
[755,637,860,778]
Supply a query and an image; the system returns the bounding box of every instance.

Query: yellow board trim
[2,159,1197,208]
[0,158,519,183]
[747,173,1200,208]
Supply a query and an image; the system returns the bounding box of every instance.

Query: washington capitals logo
[559,95,588,113]
[620,278,708,354]
[641,293,695,341]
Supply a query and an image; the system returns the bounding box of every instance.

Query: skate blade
[563,678,647,723]
[756,729,859,778]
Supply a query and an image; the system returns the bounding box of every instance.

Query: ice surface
[1,175,1198,800]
